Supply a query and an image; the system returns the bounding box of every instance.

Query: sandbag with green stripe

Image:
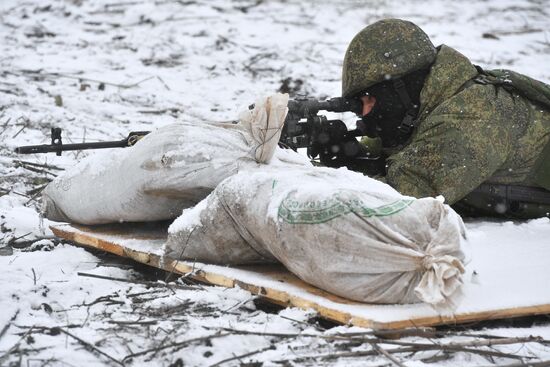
[165,165,467,309]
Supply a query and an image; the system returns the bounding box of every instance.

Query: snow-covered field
[1,0,550,365]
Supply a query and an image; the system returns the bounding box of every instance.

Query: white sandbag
[165,165,466,308]
[42,93,299,224]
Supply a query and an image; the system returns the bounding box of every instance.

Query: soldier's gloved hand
[359,135,383,159]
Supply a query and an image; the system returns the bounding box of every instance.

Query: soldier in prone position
[340,18,550,219]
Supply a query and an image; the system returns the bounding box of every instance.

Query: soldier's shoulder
[419,83,509,132]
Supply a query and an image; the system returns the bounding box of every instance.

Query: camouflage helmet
[342,19,436,98]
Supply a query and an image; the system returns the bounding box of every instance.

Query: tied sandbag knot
[415,253,466,311]
[239,93,289,164]
[421,254,436,271]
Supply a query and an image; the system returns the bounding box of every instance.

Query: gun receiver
[280,97,384,175]
[280,97,364,150]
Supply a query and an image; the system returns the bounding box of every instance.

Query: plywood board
[51,222,550,330]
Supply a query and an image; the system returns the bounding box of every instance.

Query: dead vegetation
[1,0,550,366]
[3,255,550,366]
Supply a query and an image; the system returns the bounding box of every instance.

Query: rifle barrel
[15,140,128,154]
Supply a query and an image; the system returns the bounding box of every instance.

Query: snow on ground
[1,0,550,366]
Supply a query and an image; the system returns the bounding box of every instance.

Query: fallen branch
[142,300,193,317]
[0,326,34,364]
[0,117,11,136]
[16,163,58,176]
[7,232,32,245]
[218,327,535,361]
[272,347,408,364]
[273,343,529,365]
[26,183,49,198]
[372,343,407,367]
[25,188,48,206]
[57,328,124,366]
[77,272,197,290]
[477,360,550,367]
[138,107,182,115]
[370,335,544,350]
[11,235,58,250]
[455,332,550,346]
[14,160,64,171]
[0,310,19,342]
[108,320,157,326]
[122,332,229,361]
[13,324,82,333]
[83,294,125,307]
[12,124,27,139]
[8,70,155,90]
[209,344,275,366]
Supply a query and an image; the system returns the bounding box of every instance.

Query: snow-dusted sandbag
[42,93,295,224]
[165,165,466,308]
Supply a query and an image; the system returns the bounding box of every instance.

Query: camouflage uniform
[342,19,550,218]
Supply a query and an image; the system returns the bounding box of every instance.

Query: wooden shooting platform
[51,222,550,330]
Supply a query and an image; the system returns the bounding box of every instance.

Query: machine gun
[279,97,384,174]
[15,97,385,175]
[279,97,363,150]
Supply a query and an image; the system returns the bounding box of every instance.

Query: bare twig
[155,76,171,90]
[12,124,27,138]
[31,268,37,285]
[218,328,535,361]
[11,235,58,250]
[0,310,19,342]
[372,343,407,367]
[57,328,124,366]
[0,326,34,363]
[108,320,157,326]
[104,1,144,8]
[15,162,58,177]
[209,345,275,366]
[142,300,193,317]
[0,117,11,136]
[272,347,407,364]
[278,315,326,332]
[9,190,29,198]
[25,188,48,206]
[7,232,32,245]
[8,70,155,90]
[14,160,64,171]
[273,343,529,365]
[77,272,196,290]
[449,336,544,348]
[83,294,125,307]
[122,332,229,361]
[138,107,181,115]
[26,183,49,198]
[476,360,550,367]
[359,336,545,350]
[164,225,200,284]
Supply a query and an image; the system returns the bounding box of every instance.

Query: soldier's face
[360,95,376,116]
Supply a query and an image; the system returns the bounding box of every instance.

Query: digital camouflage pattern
[382,45,550,218]
[342,19,550,218]
[341,19,436,98]
[483,69,550,108]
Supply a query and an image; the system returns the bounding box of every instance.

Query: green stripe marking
[278,194,414,224]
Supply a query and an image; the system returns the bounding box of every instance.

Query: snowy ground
[1,0,550,366]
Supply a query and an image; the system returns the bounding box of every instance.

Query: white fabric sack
[165,165,466,308]
[42,93,295,224]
